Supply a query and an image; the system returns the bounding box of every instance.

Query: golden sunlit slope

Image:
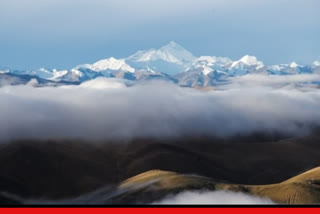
[115,168,320,204]
[249,167,320,204]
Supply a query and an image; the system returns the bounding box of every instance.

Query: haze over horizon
[0,0,319,70]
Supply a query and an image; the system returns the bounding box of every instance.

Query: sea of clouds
[153,190,275,205]
[0,75,320,142]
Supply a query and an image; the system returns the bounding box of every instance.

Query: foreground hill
[108,167,320,204]
[0,133,320,204]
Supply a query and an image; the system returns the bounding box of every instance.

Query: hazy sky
[0,0,319,69]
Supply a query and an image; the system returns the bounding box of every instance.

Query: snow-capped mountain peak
[230,55,264,69]
[161,41,182,50]
[127,49,156,62]
[312,61,320,67]
[0,69,9,74]
[187,56,232,76]
[269,64,287,72]
[289,62,299,68]
[241,55,257,65]
[127,41,196,65]
[240,55,262,65]
[87,57,135,73]
[195,56,232,66]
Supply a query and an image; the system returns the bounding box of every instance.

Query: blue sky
[0,0,319,70]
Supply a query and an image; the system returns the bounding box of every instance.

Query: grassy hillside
[0,132,319,204]
[112,168,320,204]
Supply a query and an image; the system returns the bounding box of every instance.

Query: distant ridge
[1,41,320,87]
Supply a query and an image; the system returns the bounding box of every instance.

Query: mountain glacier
[1,41,320,88]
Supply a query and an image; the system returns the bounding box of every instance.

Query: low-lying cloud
[0,76,320,142]
[18,187,275,205]
[153,190,275,205]
[224,74,320,89]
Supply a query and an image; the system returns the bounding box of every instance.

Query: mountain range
[1,41,320,87]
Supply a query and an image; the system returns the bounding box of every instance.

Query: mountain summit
[86,57,135,73]
[127,41,196,65]
[126,41,196,75]
[231,55,264,68]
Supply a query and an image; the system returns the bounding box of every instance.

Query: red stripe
[1,208,319,214]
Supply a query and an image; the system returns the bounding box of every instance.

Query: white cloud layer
[77,77,129,89]
[153,190,275,205]
[0,77,320,142]
[225,74,320,89]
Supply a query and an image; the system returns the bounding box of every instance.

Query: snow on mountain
[231,55,264,68]
[57,68,106,82]
[63,69,84,82]
[126,41,196,76]
[283,62,311,75]
[176,69,229,87]
[267,64,289,74]
[267,62,314,75]
[269,64,285,71]
[128,41,196,65]
[55,57,136,82]
[195,56,232,66]
[31,68,55,79]
[187,56,231,76]
[51,69,69,79]
[1,42,320,88]
[8,68,54,79]
[289,62,299,68]
[177,56,232,86]
[311,61,320,74]
[201,67,214,76]
[0,72,71,87]
[87,57,135,73]
[5,67,68,81]
[223,55,265,76]
[313,61,320,67]
[0,69,9,74]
